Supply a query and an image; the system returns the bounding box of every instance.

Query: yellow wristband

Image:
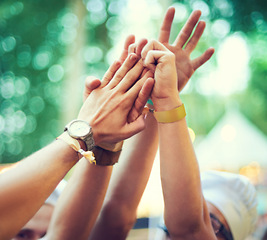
[154,104,186,123]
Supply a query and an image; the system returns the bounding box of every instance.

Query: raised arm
[0,51,153,240]
[89,7,215,240]
[85,36,156,240]
[88,109,158,240]
[46,52,154,240]
[142,40,215,239]
[0,138,81,240]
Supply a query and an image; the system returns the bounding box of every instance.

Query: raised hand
[83,36,154,124]
[78,53,154,146]
[82,35,140,102]
[141,40,180,111]
[159,7,215,91]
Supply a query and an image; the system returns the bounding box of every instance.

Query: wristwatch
[64,119,95,151]
[64,119,121,166]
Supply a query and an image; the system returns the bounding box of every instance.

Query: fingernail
[130,54,137,60]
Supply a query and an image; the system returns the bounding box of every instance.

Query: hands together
[80,7,215,146]
[141,40,181,111]
[78,53,154,146]
[119,8,215,91]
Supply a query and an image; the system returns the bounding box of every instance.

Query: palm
[159,7,214,92]
[164,44,194,91]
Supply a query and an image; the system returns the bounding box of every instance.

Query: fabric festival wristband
[147,99,154,105]
[57,132,96,164]
[154,104,186,123]
[92,146,121,166]
[97,141,123,152]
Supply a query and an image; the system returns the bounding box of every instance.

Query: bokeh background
[1,0,267,239]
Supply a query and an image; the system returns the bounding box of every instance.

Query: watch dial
[69,121,90,137]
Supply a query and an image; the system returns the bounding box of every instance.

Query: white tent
[195,108,267,171]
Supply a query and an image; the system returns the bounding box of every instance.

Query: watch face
[68,120,90,138]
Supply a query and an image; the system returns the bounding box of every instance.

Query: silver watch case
[64,119,95,151]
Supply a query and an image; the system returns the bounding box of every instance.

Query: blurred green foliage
[0,0,123,163]
[238,32,267,133]
[172,0,267,136]
[0,0,267,163]
[0,0,68,162]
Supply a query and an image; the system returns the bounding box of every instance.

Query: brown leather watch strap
[92,146,121,166]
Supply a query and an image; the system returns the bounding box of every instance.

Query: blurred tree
[238,32,267,135]
[0,0,123,163]
[174,0,267,32]
[172,0,267,136]
[60,0,87,123]
[0,0,68,163]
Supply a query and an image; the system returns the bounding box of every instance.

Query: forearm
[47,158,112,240]
[89,112,159,240]
[0,140,78,240]
[107,111,158,208]
[140,34,215,239]
[158,110,204,235]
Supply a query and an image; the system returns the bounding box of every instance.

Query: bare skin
[87,7,216,240]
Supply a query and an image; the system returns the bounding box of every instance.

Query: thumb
[83,76,101,102]
[124,115,146,139]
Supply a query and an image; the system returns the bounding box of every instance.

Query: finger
[140,67,149,78]
[118,34,136,64]
[128,43,137,54]
[101,60,121,87]
[143,50,168,73]
[126,71,153,103]
[135,38,148,57]
[134,77,154,112]
[83,76,101,101]
[191,47,215,70]
[128,77,155,122]
[108,53,139,89]
[117,57,145,92]
[128,39,148,57]
[123,114,146,139]
[141,40,168,61]
[184,21,205,53]
[174,10,202,48]
[158,7,175,43]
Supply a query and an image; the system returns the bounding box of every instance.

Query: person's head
[12,180,66,240]
[201,170,258,240]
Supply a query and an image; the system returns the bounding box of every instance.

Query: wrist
[89,123,123,152]
[77,139,86,151]
[56,132,87,163]
[57,131,96,164]
[154,103,186,123]
[92,146,121,166]
[65,119,95,151]
[97,141,123,152]
[56,137,81,162]
[153,96,182,112]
